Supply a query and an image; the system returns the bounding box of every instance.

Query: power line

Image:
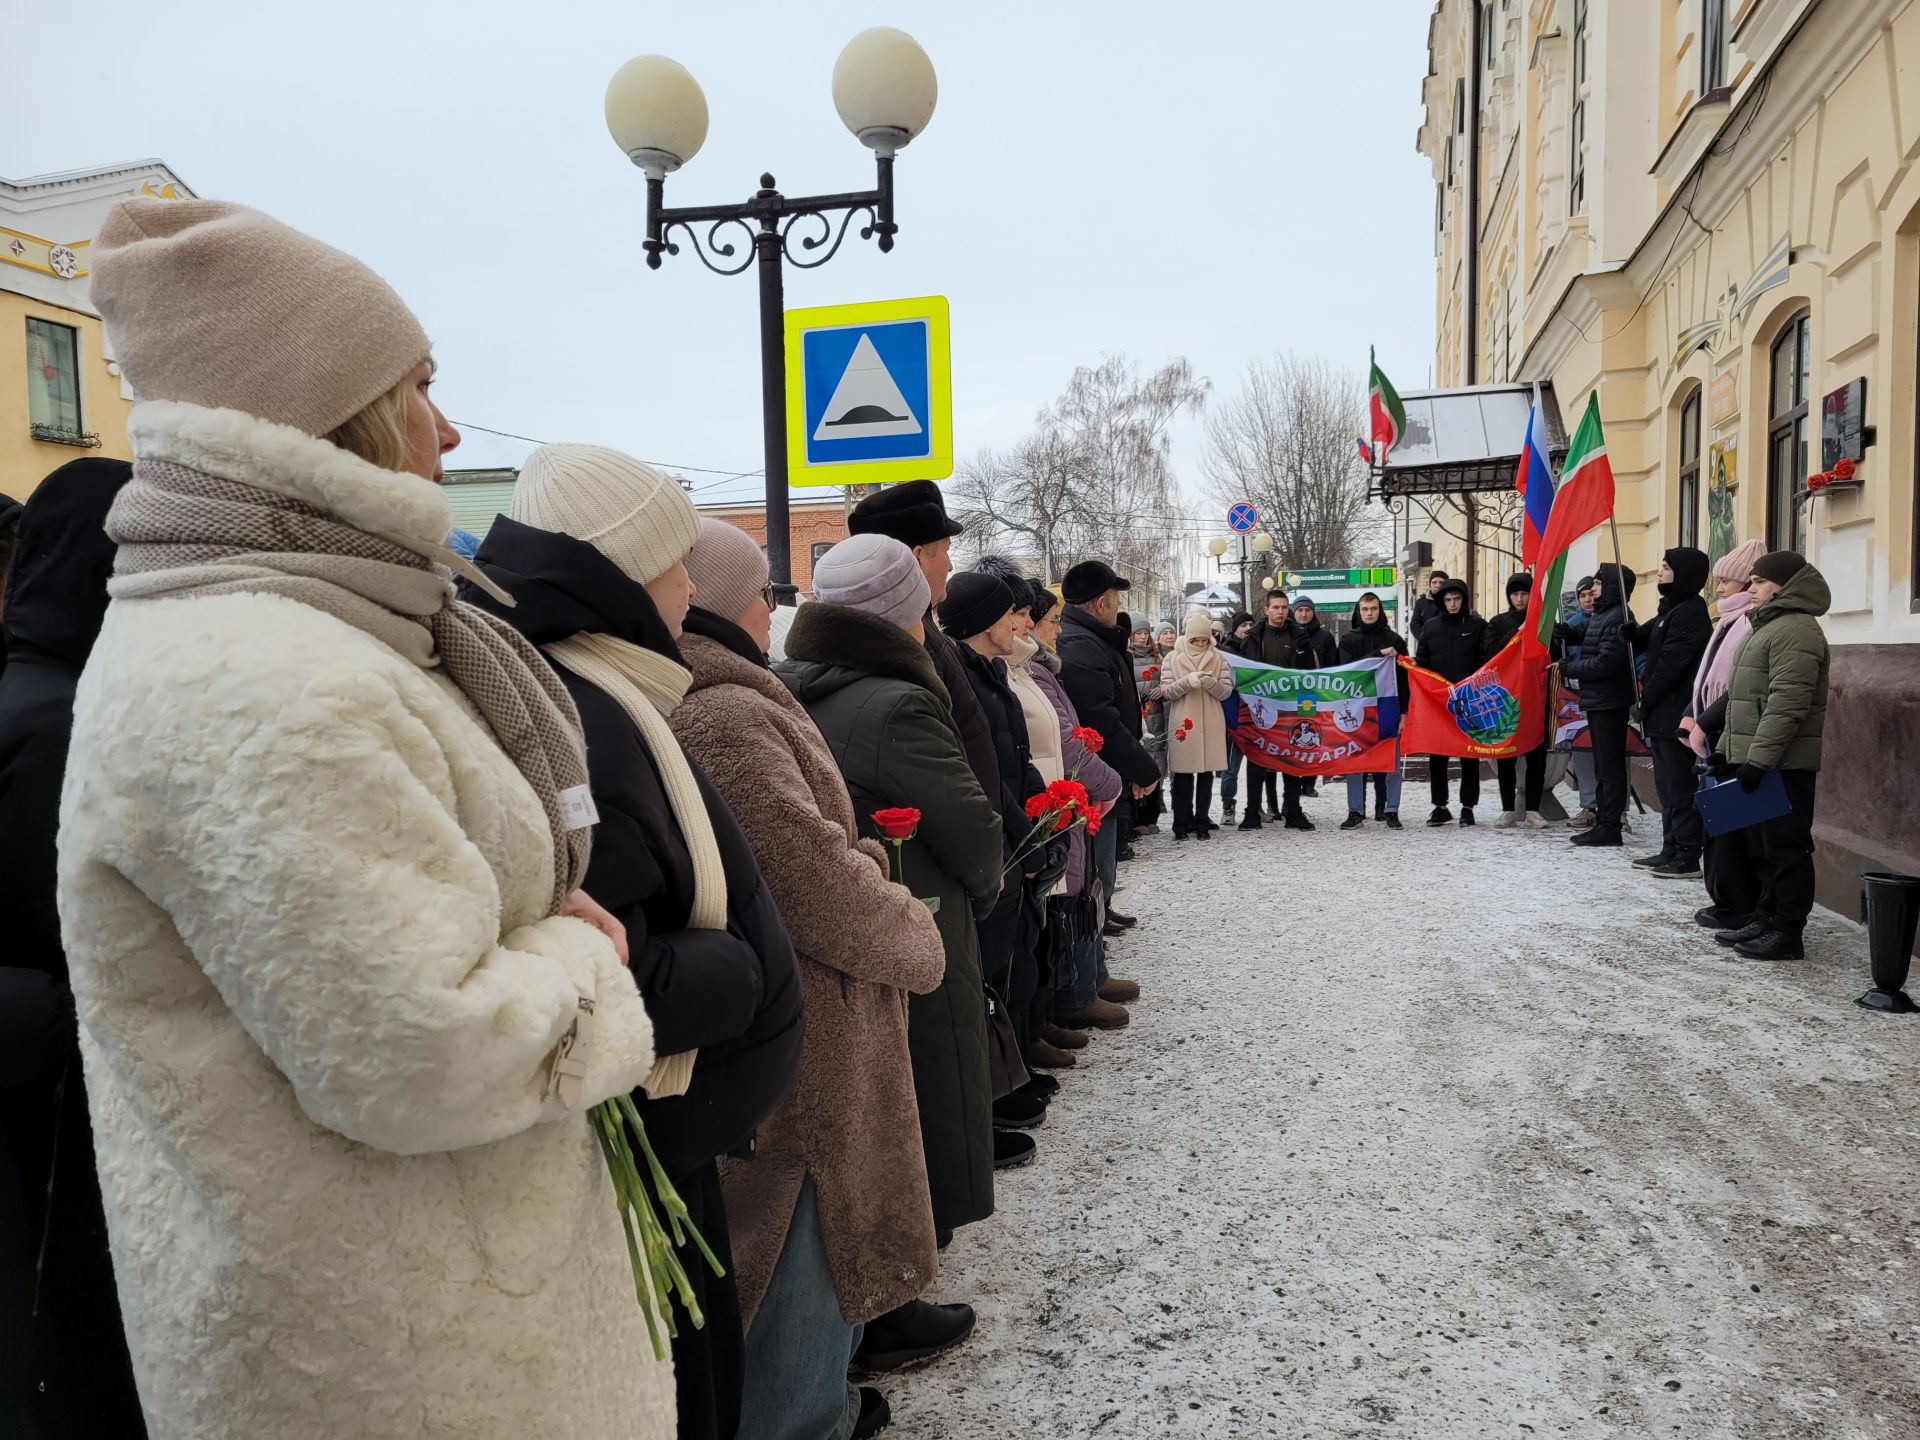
[448,419,763,478]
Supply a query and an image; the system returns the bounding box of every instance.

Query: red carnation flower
[1141,666,1160,681]
[1833,456,1857,481]
[1070,725,1104,754]
[872,807,922,840]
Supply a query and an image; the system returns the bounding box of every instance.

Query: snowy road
[885,799,1920,1439]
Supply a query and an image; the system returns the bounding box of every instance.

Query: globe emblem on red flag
[1447,675,1521,746]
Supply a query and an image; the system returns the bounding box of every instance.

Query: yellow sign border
[784,294,952,488]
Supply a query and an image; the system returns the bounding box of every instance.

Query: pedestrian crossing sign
[785,295,952,487]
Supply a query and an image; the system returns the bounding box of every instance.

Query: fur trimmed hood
[127,399,453,549]
[780,601,950,709]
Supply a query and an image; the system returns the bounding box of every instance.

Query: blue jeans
[737,1177,861,1440]
[1220,746,1243,807]
[1345,744,1404,816]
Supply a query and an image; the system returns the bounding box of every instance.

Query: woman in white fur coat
[58,198,670,1438]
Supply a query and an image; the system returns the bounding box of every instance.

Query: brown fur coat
[671,621,946,1327]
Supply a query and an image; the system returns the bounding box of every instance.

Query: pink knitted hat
[1712,538,1767,583]
[685,518,770,622]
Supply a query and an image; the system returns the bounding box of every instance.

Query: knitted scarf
[546,631,727,1100]
[106,455,591,915]
[1690,588,1756,716]
[1169,633,1224,692]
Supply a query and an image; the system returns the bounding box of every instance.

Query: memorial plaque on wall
[1708,368,1740,426]
[1821,378,1868,468]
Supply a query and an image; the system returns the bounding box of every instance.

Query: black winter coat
[1058,604,1160,788]
[1241,614,1296,667]
[1417,603,1491,682]
[0,458,144,1439]
[1561,563,1639,712]
[924,622,1002,817]
[1285,615,1340,669]
[955,641,1046,897]
[1411,592,1445,636]
[1337,609,1410,704]
[467,518,803,1440]
[1638,548,1712,736]
[1484,602,1530,654]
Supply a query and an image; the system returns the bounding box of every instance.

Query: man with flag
[1525,392,1631,846]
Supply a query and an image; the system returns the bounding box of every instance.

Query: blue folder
[1695,768,1792,837]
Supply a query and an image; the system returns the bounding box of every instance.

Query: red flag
[1400,640,1549,760]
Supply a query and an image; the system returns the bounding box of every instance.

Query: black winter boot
[853,1299,978,1374]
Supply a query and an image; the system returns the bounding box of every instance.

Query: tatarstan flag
[1369,348,1406,454]
[1523,391,1615,652]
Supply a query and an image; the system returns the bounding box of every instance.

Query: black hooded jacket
[1284,609,1340,669]
[1638,546,1712,736]
[0,458,145,1437]
[1416,580,1490,681]
[1240,611,1297,666]
[1057,603,1160,787]
[1338,604,1410,703]
[954,639,1046,889]
[1484,577,1535,654]
[1561,562,1639,711]
[464,518,802,1175]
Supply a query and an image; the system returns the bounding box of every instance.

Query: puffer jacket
[1561,563,1638,711]
[1337,606,1410,705]
[1639,547,1712,737]
[1415,580,1490,682]
[1725,564,1830,771]
[1284,612,1340,669]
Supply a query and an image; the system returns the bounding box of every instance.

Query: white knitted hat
[510,443,700,585]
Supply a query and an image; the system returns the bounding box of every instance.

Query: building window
[1767,309,1811,553]
[26,317,82,440]
[1677,387,1701,549]
[1569,0,1589,213]
[1701,0,1728,95]
[809,540,834,571]
[1483,1,1497,70]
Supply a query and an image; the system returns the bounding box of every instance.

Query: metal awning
[1369,382,1567,501]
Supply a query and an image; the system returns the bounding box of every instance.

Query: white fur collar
[127,400,453,548]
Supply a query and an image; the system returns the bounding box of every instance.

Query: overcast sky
[9,0,1438,528]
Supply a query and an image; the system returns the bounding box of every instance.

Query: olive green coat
[1725,564,1830,771]
[777,602,1004,1232]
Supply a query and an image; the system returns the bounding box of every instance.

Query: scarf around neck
[545,629,727,1100]
[107,404,590,916]
[1691,588,1756,716]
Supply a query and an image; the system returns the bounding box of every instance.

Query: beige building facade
[1415,0,1920,902]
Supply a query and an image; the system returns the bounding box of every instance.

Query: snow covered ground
[885,790,1920,1439]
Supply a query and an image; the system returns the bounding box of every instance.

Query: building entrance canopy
[1368,382,1567,501]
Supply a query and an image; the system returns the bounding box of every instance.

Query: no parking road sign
[785,295,953,487]
[1227,501,1260,533]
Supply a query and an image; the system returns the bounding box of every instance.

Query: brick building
[699,498,851,596]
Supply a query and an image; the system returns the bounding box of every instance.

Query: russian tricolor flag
[1514,385,1554,568]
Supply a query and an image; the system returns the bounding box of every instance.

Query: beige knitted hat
[510,443,701,585]
[90,198,431,438]
[685,518,769,622]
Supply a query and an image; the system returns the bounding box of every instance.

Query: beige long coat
[1165,637,1235,774]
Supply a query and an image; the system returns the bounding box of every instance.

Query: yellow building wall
[1,290,133,500]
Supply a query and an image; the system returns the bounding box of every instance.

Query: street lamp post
[1208,531,1273,609]
[604,30,938,602]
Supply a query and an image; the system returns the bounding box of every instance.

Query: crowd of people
[0,197,1838,1440]
[1118,541,1832,967]
[0,199,1174,1440]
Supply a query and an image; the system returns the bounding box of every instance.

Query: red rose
[1071,725,1104,754]
[872,807,922,840]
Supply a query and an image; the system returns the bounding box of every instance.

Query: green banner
[1227,656,1385,704]
[1277,566,1399,590]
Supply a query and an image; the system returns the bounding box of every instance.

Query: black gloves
[1620,618,1640,644]
[1737,763,1768,793]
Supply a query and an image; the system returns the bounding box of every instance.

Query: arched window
[1767,310,1811,552]
[1676,387,1701,549]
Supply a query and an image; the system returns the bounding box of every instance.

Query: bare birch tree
[1202,353,1385,571]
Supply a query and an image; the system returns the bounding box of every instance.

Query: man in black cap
[849,480,1001,825]
[1055,559,1154,998]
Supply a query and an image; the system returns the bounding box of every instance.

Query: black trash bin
[1857,871,1920,1014]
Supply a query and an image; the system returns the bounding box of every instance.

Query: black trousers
[1170,771,1216,834]
[1282,772,1307,813]
[1702,829,1760,917]
[1746,768,1819,934]
[1428,755,1481,808]
[1250,766,1279,817]
[1496,743,1547,812]
[1650,735,1705,860]
[1585,708,1631,832]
